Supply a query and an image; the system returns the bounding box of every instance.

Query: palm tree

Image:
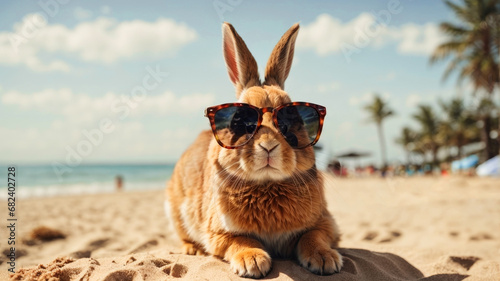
[395,127,418,165]
[475,97,498,160]
[430,0,500,159]
[439,98,480,159]
[412,105,441,167]
[364,94,394,167]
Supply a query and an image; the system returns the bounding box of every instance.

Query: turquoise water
[0,163,175,199]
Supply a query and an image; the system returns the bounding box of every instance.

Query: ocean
[0,150,330,200]
[0,163,175,199]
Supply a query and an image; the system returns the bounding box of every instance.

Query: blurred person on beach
[115,175,123,192]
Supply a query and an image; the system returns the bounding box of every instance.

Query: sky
[0,0,472,166]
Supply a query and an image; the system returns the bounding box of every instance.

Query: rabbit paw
[182,241,206,256]
[230,248,272,278]
[298,247,342,275]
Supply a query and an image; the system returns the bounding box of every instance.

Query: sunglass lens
[214,106,259,147]
[277,105,320,148]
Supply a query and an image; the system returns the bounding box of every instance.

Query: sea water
[0,163,175,199]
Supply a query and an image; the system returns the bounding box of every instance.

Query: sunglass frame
[204,102,326,149]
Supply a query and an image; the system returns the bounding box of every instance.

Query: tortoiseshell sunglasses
[204,102,326,149]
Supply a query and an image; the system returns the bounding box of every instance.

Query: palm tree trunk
[457,144,463,160]
[496,24,500,157]
[457,134,464,160]
[497,96,500,157]
[482,116,493,161]
[432,145,439,169]
[377,122,387,168]
[497,113,500,157]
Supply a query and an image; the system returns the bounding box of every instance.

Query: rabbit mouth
[260,164,279,171]
[255,158,281,172]
[253,165,289,181]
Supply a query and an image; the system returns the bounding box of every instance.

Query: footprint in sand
[69,238,110,259]
[128,256,188,279]
[69,250,92,259]
[363,231,379,241]
[102,269,140,281]
[2,248,28,259]
[449,256,481,271]
[136,258,171,267]
[469,233,493,241]
[88,238,111,249]
[379,231,402,243]
[128,239,159,254]
[161,263,188,278]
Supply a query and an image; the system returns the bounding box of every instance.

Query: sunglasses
[204,102,326,149]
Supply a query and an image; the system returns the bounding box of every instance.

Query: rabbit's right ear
[222,22,261,98]
[264,23,299,90]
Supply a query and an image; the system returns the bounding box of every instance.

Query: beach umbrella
[476,155,500,177]
[335,151,371,158]
[451,155,479,172]
[334,150,372,169]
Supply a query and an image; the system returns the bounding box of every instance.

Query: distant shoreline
[0,163,174,199]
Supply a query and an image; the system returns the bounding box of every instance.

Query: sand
[1,175,499,280]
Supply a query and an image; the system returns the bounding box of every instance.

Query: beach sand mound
[9,248,470,281]
[2,177,499,280]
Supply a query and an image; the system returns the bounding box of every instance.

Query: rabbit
[165,22,343,278]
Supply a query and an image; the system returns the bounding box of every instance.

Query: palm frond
[430,41,469,63]
[440,22,470,37]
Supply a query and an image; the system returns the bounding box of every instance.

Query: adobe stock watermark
[51,65,169,180]
[10,0,72,52]
[213,0,243,21]
[341,0,404,63]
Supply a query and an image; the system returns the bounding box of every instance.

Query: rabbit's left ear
[264,23,300,90]
[222,22,261,97]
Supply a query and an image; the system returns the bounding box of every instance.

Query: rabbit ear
[264,23,299,89]
[222,22,260,97]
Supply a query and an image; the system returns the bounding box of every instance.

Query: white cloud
[0,14,71,71]
[297,13,444,57]
[1,89,215,124]
[0,88,213,162]
[396,23,442,56]
[2,88,114,123]
[297,13,377,56]
[0,14,198,71]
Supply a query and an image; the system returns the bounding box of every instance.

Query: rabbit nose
[259,143,279,153]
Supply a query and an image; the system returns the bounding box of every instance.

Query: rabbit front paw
[230,248,272,278]
[298,247,342,275]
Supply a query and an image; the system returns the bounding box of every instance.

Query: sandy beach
[1,174,499,280]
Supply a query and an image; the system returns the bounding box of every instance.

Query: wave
[0,180,167,200]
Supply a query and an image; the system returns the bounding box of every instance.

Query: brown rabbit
[165,22,342,278]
